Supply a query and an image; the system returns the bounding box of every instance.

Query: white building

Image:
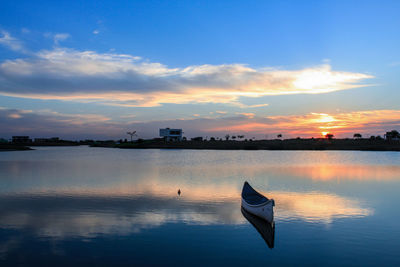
[160,128,183,141]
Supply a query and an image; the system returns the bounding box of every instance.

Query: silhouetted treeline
[115,138,400,151]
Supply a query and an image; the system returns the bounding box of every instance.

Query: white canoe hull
[241,198,274,223]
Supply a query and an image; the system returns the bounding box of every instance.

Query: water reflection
[2,152,400,197]
[1,148,399,265]
[0,194,243,238]
[0,187,372,239]
[241,207,275,249]
[267,165,400,181]
[272,191,373,224]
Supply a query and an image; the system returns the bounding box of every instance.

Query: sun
[321,131,329,137]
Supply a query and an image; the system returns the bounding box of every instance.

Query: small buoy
[178,189,181,196]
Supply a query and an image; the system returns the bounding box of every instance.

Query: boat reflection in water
[241,182,275,249]
[241,181,275,222]
[241,207,275,249]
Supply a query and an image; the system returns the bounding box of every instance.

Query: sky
[1,0,400,140]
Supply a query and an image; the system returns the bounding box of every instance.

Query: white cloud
[93,30,100,35]
[21,28,30,34]
[0,48,374,107]
[0,30,25,52]
[53,33,70,45]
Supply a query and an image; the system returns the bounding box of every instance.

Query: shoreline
[0,145,34,151]
[3,139,400,152]
[113,139,400,151]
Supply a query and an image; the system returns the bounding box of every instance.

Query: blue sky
[1,0,400,139]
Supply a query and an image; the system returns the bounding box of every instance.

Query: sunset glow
[0,1,398,140]
[206,109,400,138]
[2,1,400,265]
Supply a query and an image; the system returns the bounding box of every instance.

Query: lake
[1,146,400,266]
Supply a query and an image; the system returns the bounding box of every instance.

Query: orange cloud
[237,112,255,118]
[207,109,400,137]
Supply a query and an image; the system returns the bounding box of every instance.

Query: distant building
[12,136,32,144]
[159,128,183,141]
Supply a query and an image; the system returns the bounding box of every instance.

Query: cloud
[0,107,118,139]
[7,113,22,119]
[208,110,400,137]
[233,103,269,108]
[93,30,100,35]
[119,114,137,119]
[53,33,70,45]
[21,28,30,34]
[1,107,399,139]
[237,112,255,118]
[0,30,25,52]
[0,48,373,107]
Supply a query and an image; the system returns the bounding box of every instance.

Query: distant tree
[225,134,230,141]
[325,133,334,140]
[232,136,237,140]
[376,135,383,140]
[277,134,282,139]
[238,135,245,140]
[385,130,400,140]
[369,136,376,140]
[210,137,216,141]
[391,130,400,136]
[127,131,137,142]
[191,137,203,141]
[353,133,362,139]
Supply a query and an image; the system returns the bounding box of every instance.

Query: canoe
[241,207,275,249]
[241,181,275,223]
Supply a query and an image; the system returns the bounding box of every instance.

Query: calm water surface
[1,146,400,265]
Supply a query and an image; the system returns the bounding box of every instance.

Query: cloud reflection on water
[0,187,372,239]
[0,150,383,243]
[267,165,400,181]
[272,191,372,224]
